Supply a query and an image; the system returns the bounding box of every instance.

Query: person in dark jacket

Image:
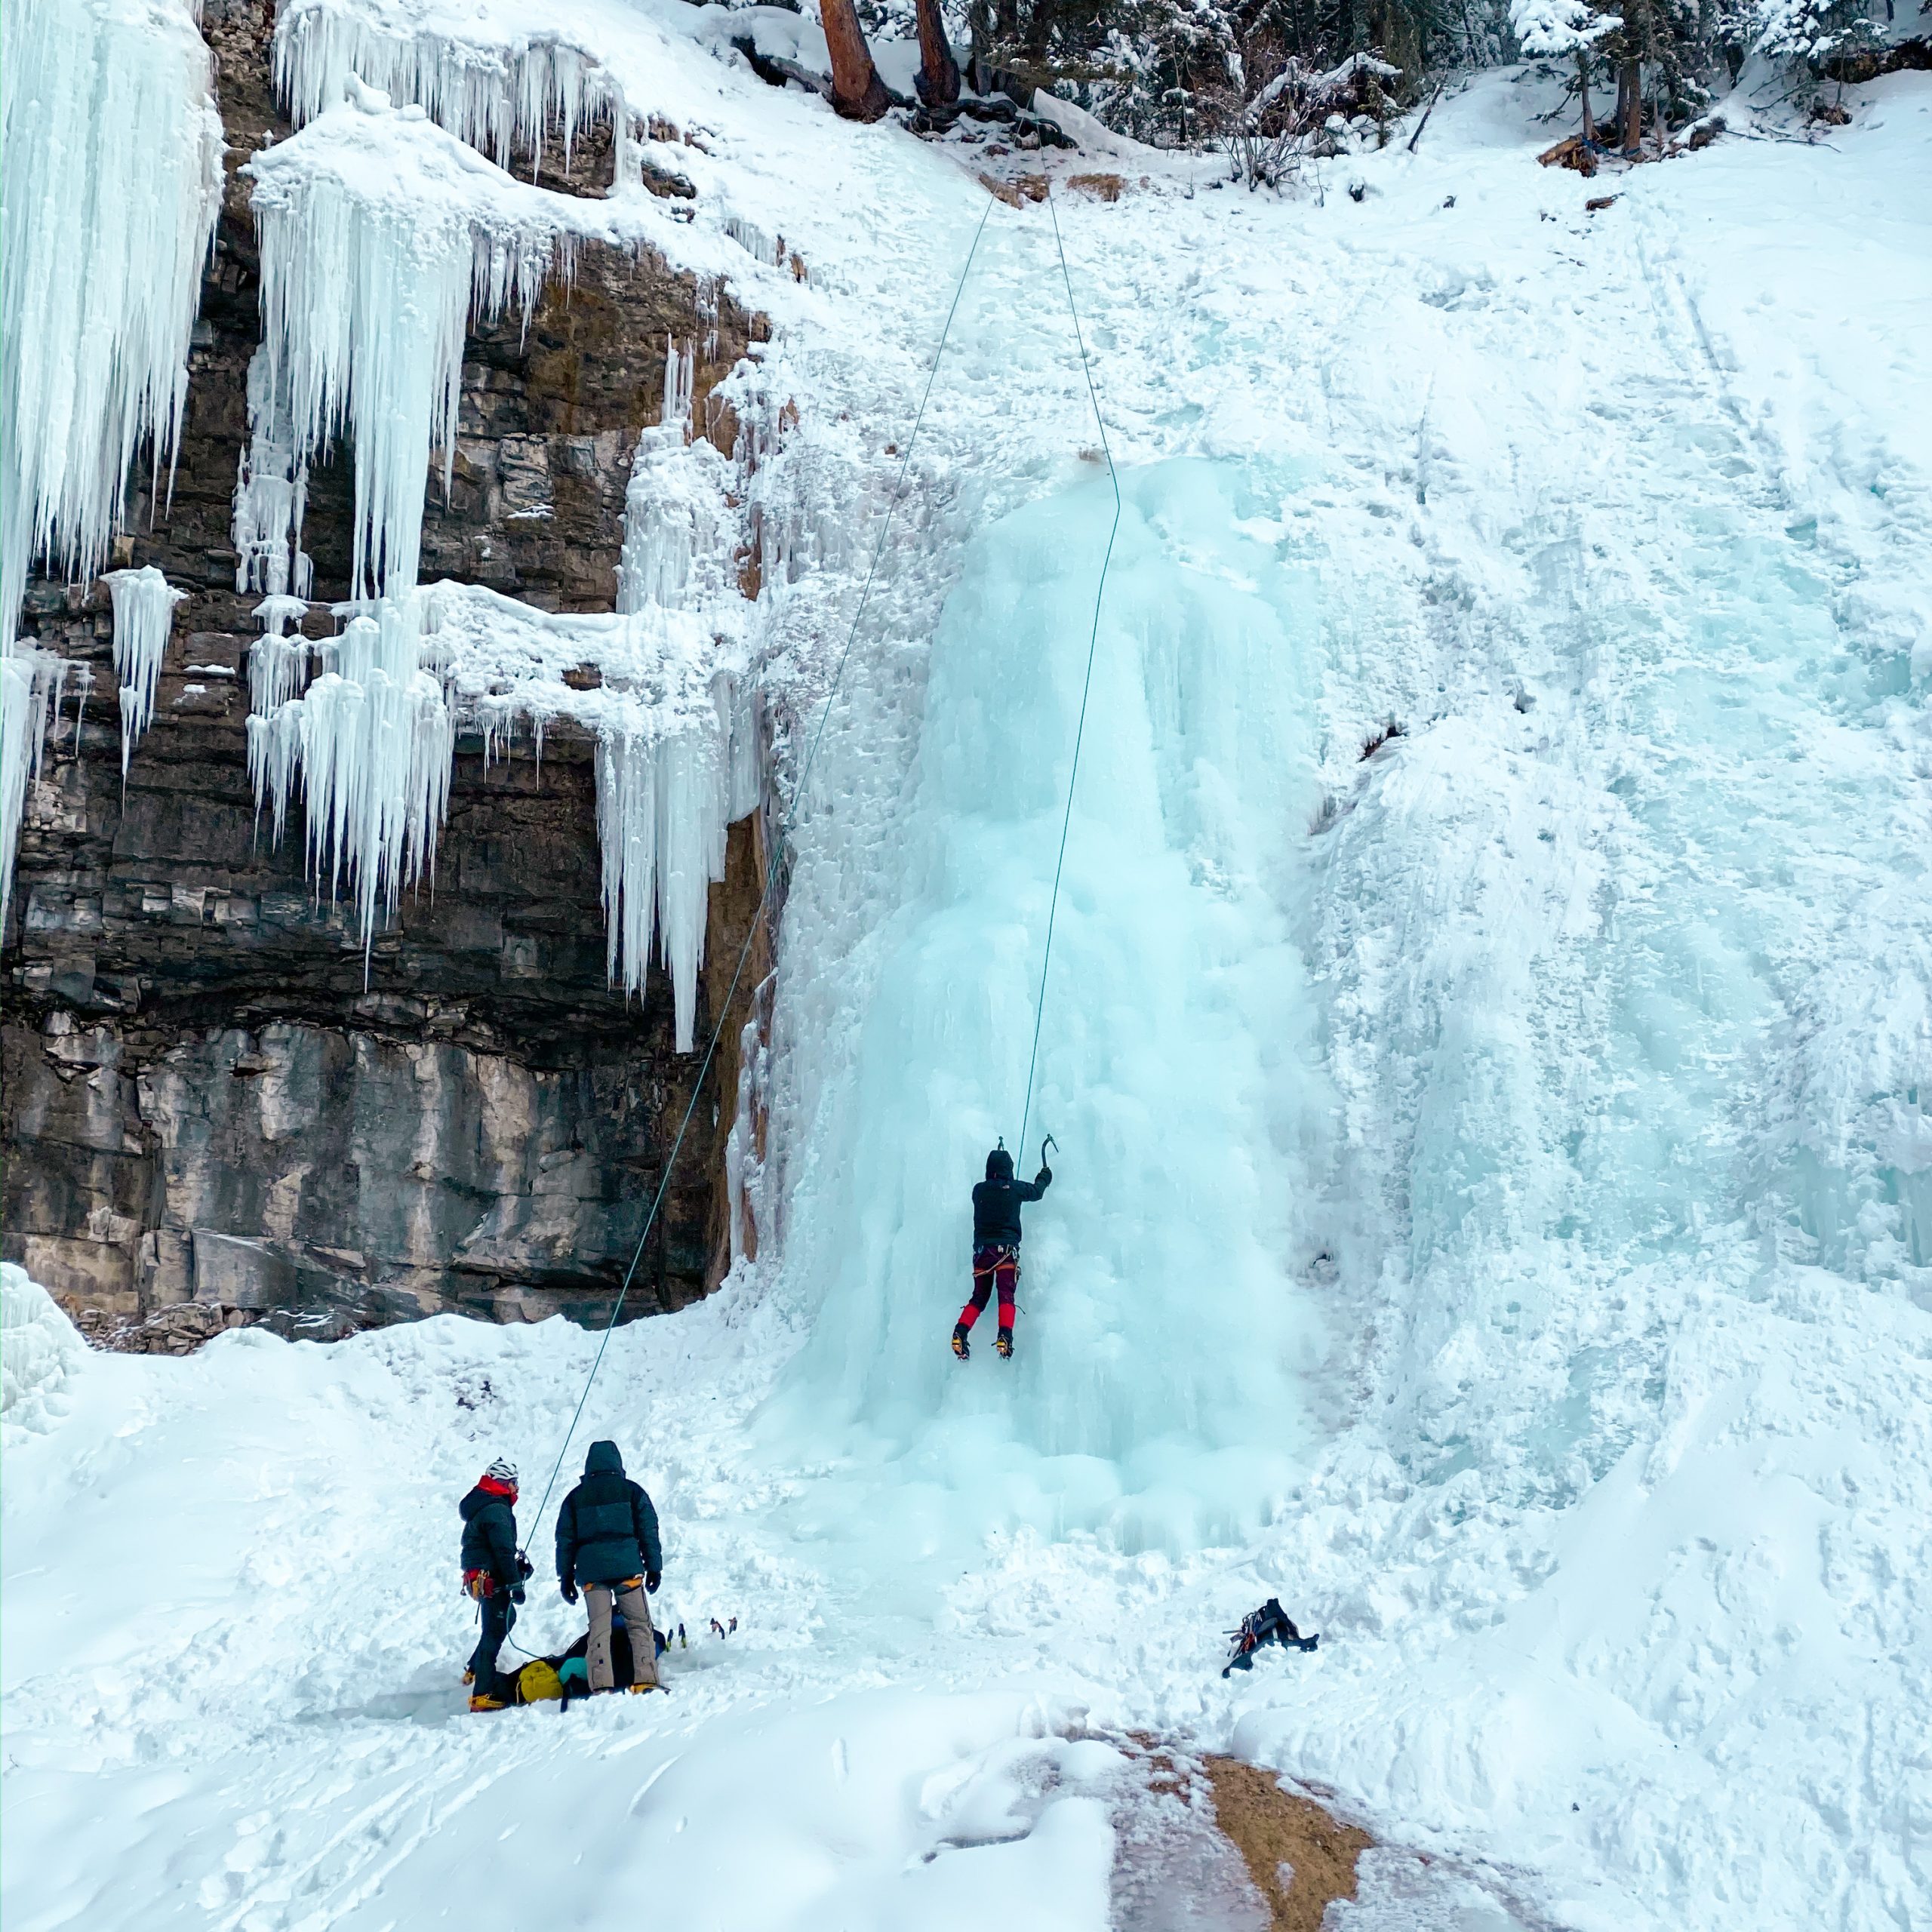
[555,1439,663,1693]
[952,1141,1053,1361]
[458,1457,530,1712]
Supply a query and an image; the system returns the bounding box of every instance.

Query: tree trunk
[820,0,893,122]
[1617,57,1641,151]
[1577,51,1594,141]
[915,0,961,109]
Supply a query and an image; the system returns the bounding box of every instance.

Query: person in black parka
[458,1457,530,1710]
[555,1440,663,1693]
[952,1141,1053,1362]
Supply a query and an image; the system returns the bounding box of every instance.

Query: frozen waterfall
[770,460,1334,1549]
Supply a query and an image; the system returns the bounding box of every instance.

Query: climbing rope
[527,186,1002,1534]
[1015,189,1121,1158]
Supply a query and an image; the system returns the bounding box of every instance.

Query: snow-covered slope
[5,4,1931,1925]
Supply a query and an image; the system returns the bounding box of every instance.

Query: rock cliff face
[2,0,770,1335]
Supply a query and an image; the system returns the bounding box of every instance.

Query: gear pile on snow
[1222,1598,1318,1677]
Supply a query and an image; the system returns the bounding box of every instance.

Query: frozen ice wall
[771,460,1335,1550]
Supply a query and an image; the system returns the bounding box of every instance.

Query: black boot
[995,1326,1013,1359]
[952,1321,970,1360]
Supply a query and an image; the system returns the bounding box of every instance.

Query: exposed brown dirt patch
[1202,1752,1374,1932]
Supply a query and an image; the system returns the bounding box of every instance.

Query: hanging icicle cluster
[104,567,188,776]
[248,80,586,603]
[273,0,617,180]
[1,0,223,918]
[247,599,455,950]
[235,29,771,1043]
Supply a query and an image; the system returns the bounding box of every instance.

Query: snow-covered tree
[1509,0,1620,137]
[1750,0,1884,75]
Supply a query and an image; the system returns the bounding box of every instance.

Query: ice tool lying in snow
[1221,1598,1319,1676]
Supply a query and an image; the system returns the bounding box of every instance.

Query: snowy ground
[6,8,1932,1927]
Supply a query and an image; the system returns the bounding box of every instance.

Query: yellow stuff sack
[514,1660,563,1705]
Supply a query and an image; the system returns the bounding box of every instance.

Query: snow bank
[1,1266,85,1444]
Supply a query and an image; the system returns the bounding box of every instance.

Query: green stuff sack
[514,1660,563,1705]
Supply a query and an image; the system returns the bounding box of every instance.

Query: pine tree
[1751,0,1883,75]
[1509,0,1621,137]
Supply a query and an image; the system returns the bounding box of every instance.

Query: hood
[459,1484,510,1522]
[583,1438,626,1478]
[986,1147,1014,1183]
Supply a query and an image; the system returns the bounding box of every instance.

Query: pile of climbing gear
[1221,1598,1319,1677]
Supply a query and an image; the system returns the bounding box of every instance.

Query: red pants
[958,1245,1018,1331]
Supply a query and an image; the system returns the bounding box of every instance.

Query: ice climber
[555,1439,663,1694]
[952,1140,1054,1361]
[459,1457,531,1712]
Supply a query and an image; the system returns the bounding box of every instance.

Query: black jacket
[458,1483,521,1589]
[971,1148,1051,1248]
[556,1440,663,1589]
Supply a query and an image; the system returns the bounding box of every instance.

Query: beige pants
[585,1579,657,1690]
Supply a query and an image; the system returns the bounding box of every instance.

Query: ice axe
[1040,1133,1057,1167]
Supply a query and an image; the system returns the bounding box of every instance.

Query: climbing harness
[527,185,1004,1534]
[1015,190,1120,1158]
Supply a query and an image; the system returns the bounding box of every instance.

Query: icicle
[248,87,575,601]
[104,568,188,776]
[234,351,315,599]
[660,337,696,439]
[2,0,223,647]
[0,646,71,929]
[291,599,453,955]
[248,593,313,715]
[723,216,783,269]
[618,426,737,616]
[716,669,763,823]
[272,1,616,180]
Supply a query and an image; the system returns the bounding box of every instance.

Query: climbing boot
[952,1322,970,1361]
[469,1690,509,1712]
[995,1327,1014,1360]
[628,1680,661,1694]
[461,1668,475,1685]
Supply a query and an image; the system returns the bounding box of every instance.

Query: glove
[510,1586,526,1605]
[645,1571,661,1595]
[516,1552,534,1581]
[561,1580,578,1604]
